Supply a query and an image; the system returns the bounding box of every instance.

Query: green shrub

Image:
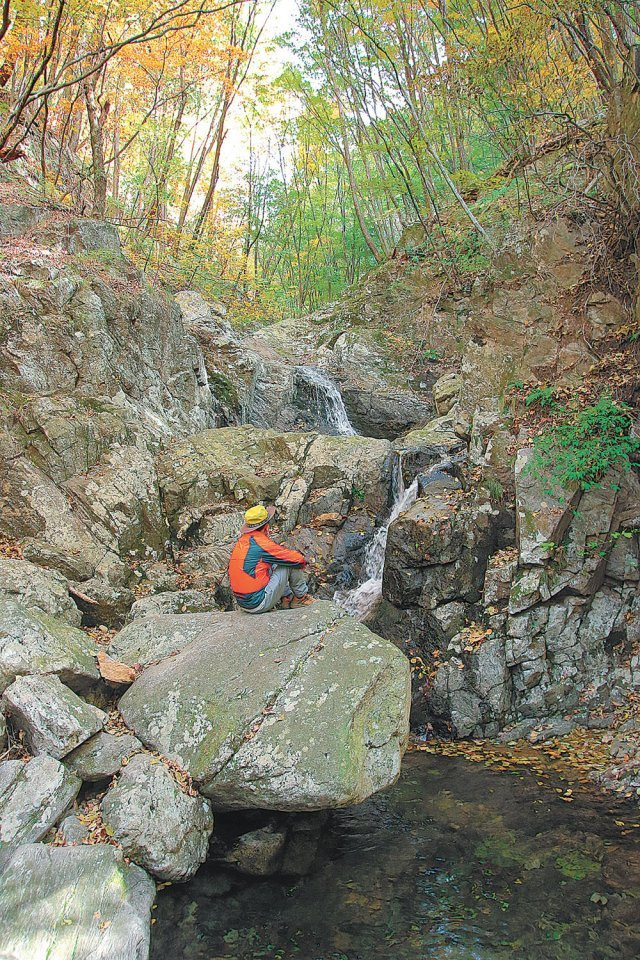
[525,386,557,409]
[528,395,639,492]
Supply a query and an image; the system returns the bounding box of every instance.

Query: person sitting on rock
[228,504,315,613]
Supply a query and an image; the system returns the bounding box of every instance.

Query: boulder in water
[0,843,155,960]
[117,601,410,811]
[101,752,213,881]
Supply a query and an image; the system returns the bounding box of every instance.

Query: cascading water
[335,455,418,619]
[294,365,357,436]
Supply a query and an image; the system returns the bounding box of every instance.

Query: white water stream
[335,458,419,620]
[294,365,357,436]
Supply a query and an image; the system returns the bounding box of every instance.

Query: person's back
[228,505,314,613]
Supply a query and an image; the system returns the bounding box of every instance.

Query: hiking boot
[281,596,293,609]
[291,594,315,608]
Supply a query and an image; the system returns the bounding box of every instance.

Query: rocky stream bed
[0,205,639,959]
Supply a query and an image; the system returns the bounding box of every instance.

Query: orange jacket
[228,527,305,609]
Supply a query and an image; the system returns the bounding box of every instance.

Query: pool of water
[151,752,640,960]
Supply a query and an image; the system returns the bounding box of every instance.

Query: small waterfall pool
[150,751,640,960]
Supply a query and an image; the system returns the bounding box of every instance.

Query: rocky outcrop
[400,455,640,736]
[115,601,410,811]
[0,597,99,694]
[156,425,392,590]
[0,756,80,855]
[179,290,432,438]
[101,753,213,881]
[0,843,155,960]
[3,674,106,758]
[0,212,220,621]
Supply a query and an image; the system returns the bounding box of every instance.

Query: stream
[150,752,640,960]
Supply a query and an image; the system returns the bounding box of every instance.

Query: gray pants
[247,564,309,614]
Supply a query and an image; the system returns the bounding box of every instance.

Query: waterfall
[335,455,418,620]
[294,366,357,436]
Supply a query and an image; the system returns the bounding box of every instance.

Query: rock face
[0,756,80,855]
[388,454,640,736]
[2,674,106,758]
[117,601,410,811]
[0,218,219,623]
[101,753,213,881]
[156,424,392,589]
[0,598,99,694]
[0,843,155,960]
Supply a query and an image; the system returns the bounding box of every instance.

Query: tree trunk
[84,79,107,218]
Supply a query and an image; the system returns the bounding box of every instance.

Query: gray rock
[220,825,286,876]
[3,674,106,758]
[383,491,499,609]
[0,712,6,752]
[118,601,410,812]
[20,538,95,581]
[514,447,578,565]
[0,556,81,625]
[56,812,90,844]
[0,597,99,694]
[65,731,142,781]
[71,575,136,627]
[64,218,123,256]
[0,203,45,238]
[0,843,155,960]
[483,556,518,607]
[0,756,80,854]
[432,372,462,416]
[129,589,218,620]
[101,753,213,881]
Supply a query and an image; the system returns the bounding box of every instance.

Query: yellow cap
[241,504,275,534]
[244,505,269,527]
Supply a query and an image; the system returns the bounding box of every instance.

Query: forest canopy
[1,0,638,319]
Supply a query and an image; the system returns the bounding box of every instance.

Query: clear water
[151,752,640,960]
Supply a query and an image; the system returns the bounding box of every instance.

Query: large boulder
[101,753,213,881]
[0,597,99,694]
[117,601,410,811]
[0,756,80,855]
[2,674,106,758]
[0,843,155,960]
[0,556,81,625]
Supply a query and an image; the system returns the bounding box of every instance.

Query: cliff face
[0,207,218,621]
